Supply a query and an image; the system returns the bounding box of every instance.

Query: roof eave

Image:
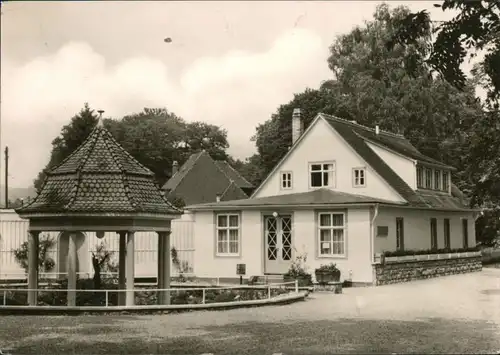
[16,211,184,219]
[379,203,480,212]
[185,202,403,211]
[416,160,457,172]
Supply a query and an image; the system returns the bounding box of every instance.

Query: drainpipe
[370,204,379,263]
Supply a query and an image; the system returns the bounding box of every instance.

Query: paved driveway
[1,269,499,354]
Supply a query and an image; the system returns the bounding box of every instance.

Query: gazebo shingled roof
[16,120,182,217]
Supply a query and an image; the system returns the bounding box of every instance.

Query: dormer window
[310,162,335,188]
[424,168,432,189]
[280,171,292,190]
[353,168,366,187]
[434,170,441,190]
[417,166,424,188]
[442,171,449,192]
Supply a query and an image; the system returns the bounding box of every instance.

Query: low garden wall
[373,251,482,286]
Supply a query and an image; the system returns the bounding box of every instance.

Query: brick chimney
[292,108,304,145]
[172,161,179,176]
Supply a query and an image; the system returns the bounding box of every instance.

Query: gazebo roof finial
[97,110,105,128]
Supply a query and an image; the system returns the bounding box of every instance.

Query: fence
[0,281,299,307]
[0,211,195,280]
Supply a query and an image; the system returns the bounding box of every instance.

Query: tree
[34,103,99,192]
[228,154,266,187]
[90,242,118,289]
[33,106,232,190]
[13,235,56,274]
[252,4,483,190]
[389,0,500,104]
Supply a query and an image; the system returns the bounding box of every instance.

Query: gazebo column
[157,231,171,305]
[118,231,127,306]
[125,231,135,306]
[27,231,40,306]
[67,232,78,307]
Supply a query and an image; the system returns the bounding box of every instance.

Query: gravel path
[1,269,499,354]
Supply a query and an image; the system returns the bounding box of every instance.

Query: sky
[1,1,455,188]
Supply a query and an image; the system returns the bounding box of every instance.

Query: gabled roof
[214,161,254,189]
[187,188,402,210]
[251,113,470,211]
[161,150,250,205]
[326,114,456,170]
[17,122,181,215]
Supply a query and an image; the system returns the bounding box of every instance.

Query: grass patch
[0,316,498,354]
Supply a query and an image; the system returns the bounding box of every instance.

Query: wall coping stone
[373,251,481,265]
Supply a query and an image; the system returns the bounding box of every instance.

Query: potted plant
[314,263,341,284]
[283,251,312,287]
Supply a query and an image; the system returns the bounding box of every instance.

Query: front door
[264,215,293,274]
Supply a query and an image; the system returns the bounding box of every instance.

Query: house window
[430,218,438,251]
[462,219,469,248]
[434,170,441,190]
[318,212,345,256]
[396,217,405,251]
[377,226,389,237]
[280,171,292,190]
[417,166,424,188]
[443,171,449,192]
[444,218,451,249]
[310,162,335,188]
[424,168,432,189]
[353,168,366,187]
[216,213,239,256]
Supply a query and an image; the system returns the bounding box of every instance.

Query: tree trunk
[92,256,101,289]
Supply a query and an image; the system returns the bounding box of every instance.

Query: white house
[185,110,481,285]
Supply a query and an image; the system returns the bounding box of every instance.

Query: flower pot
[284,274,312,287]
[314,270,341,284]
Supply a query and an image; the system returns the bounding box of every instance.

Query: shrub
[315,263,340,273]
[12,234,56,274]
[284,250,311,278]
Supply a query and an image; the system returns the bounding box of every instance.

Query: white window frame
[309,161,336,189]
[434,169,442,190]
[416,166,424,188]
[215,213,240,256]
[352,167,366,187]
[280,171,293,190]
[442,171,450,192]
[317,212,346,257]
[424,168,432,189]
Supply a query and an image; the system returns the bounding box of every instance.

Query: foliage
[34,105,230,190]
[91,242,118,289]
[284,249,311,278]
[228,154,265,187]
[168,196,186,209]
[475,208,500,247]
[382,246,480,257]
[389,0,500,104]
[13,234,56,273]
[315,263,340,274]
[252,4,483,186]
[171,246,191,282]
[465,105,500,208]
[33,103,99,192]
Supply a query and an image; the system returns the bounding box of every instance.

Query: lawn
[0,314,498,354]
[1,269,499,354]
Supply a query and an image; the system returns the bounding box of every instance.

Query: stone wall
[373,255,482,286]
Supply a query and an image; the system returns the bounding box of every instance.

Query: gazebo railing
[0,281,300,307]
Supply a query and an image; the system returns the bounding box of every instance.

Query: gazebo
[15,117,183,307]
